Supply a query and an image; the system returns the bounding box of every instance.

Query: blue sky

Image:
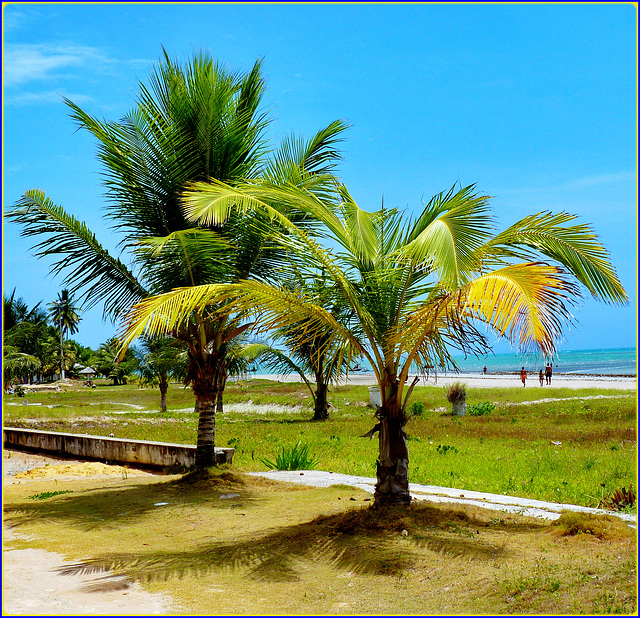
[2,2,637,354]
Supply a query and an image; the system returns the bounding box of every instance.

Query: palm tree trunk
[195,393,217,469]
[313,379,329,421]
[374,377,411,507]
[191,362,225,469]
[159,377,168,413]
[59,320,65,380]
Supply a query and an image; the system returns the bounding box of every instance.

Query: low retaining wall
[3,427,233,468]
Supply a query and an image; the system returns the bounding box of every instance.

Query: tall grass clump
[260,441,318,471]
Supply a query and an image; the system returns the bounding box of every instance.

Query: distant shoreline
[243,372,637,391]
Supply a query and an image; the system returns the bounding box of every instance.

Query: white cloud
[562,171,637,190]
[3,43,114,87]
[4,90,93,107]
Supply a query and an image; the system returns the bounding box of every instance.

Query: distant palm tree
[47,290,81,379]
[9,50,347,468]
[3,345,41,387]
[3,289,47,331]
[117,180,628,506]
[134,336,187,412]
[245,273,357,421]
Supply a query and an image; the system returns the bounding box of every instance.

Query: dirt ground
[2,449,176,616]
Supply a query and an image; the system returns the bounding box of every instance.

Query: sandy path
[2,451,176,616]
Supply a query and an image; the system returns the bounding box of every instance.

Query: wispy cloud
[495,171,637,197]
[562,171,637,190]
[4,90,94,107]
[3,43,115,87]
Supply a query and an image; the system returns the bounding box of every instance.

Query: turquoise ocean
[447,347,636,377]
[253,347,636,378]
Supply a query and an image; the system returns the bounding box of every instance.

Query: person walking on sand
[483,365,487,375]
[545,362,552,385]
[520,366,527,387]
[539,369,544,386]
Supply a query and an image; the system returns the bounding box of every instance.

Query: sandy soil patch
[2,450,176,615]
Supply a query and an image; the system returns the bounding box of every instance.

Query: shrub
[436,444,459,455]
[598,484,635,511]
[29,490,74,500]
[467,402,496,416]
[260,441,318,471]
[409,401,425,416]
[446,382,466,404]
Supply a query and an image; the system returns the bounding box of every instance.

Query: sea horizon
[251,346,637,378]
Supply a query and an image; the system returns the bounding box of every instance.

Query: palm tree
[3,345,41,388]
[117,180,628,506]
[3,289,47,331]
[8,50,346,468]
[47,290,81,379]
[134,336,187,412]
[245,273,357,420]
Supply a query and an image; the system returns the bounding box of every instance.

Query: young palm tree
[8,50,346,468]
[47,290,81,379]
[134,336,187,412]
[118,180,628,506]
[245,274,357,420]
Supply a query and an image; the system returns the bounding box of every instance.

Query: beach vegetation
[118,176,628,507]
[260,440,318,471]
[8,50,347,469]
[4,381,635,512]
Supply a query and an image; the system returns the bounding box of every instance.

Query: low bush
[467,401,496,416]
[260,441,318,471]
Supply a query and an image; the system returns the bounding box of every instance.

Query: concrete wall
[3,427,233,468]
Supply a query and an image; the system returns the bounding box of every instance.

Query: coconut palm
[47,290,81,379]
[245,273,357,420]
[8,50,347,468]
[134,336,188,412]
[3,345,41,388]
[117,180,628,506]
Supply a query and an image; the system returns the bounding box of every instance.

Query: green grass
[3,379,636,510]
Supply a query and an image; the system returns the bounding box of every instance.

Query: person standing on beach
[539,369,544,386]
[483,365,487,375]
[545,362,552,385]
[520,367,527,387]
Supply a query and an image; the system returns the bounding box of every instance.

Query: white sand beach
[256,372,637,391]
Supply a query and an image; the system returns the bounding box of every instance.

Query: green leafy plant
[598,484,635,511]
[29,490,74,500]
[467,401,496,416]
[260,441,318,471]
[436,444,459,455]
[409,401,425,416]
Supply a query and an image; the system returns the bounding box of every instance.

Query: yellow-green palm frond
[486,212,628,304]
[400,185,493,288]
[336,184,378,265]
[182,178,342,233]
[393,262,577,368]
[462,262,579,355]
[118,280,370,372]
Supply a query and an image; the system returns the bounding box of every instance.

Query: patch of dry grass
[3,467,636,615]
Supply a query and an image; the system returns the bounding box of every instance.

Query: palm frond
[400,185,493,288]
[485,212,628,304]
[8,190,148,320]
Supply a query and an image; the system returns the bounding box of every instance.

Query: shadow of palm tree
[52,501,544,583]
[4,470,259,532]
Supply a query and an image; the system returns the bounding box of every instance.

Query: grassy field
[3,467,637,615]
[3,378,636,510]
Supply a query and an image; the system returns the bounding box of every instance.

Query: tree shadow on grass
[49,500,545,584]
[3,469,262,532]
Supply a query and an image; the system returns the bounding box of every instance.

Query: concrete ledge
[3,427,233,468]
